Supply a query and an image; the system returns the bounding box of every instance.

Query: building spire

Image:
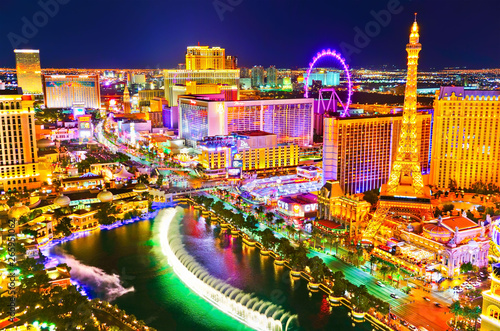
[410,14,420,44]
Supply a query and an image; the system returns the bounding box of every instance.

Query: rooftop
[438,86,500,100]
[441,216,480,231]
[232,130,275,137]
[280,193,317,205]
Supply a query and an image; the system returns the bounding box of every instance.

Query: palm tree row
[189,195,393,318]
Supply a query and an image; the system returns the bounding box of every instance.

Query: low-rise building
[198,130,300,174]
[45,265,71,290]
[61,173,104,192]
[318,180,371,237]
[115,197,149,218]
[67,209,99,231]
[399,215,490,278]
[27,221,53,246]
[277,193,318,220]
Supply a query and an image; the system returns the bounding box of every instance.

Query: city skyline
[1,3,499,331]
[1,0,499,70]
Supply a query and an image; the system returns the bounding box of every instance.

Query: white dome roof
[54,194,71,207]
[133,183,149,193]
[37,138,54,148]
[97,189,114,202]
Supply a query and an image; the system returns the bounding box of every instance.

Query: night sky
[1,0,499,69]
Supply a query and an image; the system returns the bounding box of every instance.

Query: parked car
[423,296,430,301]
[434,302,442,308]
[408,325,418,331]
[389,313,397,320]
[400,320,409,326]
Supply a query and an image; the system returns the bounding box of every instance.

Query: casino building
[43,75,100,109]
[430,86,500,190]
[277,193,318,219]
[198,130,299,176]
[179,95,314,147]
[0,90,40,192]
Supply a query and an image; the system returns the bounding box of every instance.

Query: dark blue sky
[1,0,499,69]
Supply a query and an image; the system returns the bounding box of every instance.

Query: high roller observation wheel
[304,49,353,117]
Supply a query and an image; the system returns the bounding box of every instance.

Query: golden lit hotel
[199,131,299,173]
[186,46,226,70]
[0,90,40,192]
[430,86,500,189]
[164,45,239,106]
[14,49,43,95]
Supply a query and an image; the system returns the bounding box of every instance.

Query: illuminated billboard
[46,81,96,88]
[232,153,243,168]
[227,167,241,180]
[78,115,93,141]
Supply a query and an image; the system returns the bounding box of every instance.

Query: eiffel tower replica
[363,16,433,241]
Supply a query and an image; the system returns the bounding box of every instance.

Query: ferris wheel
[303,49,353,117]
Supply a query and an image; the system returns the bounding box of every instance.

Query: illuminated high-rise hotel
[14,49,43,95]
[0,90,40,192]
[43,75,100,109]
[323,112,432,194]
[178,96,313,147]
[186,46,226,70]
[430,86,500,190]
[163,70,239,107]
[164,45,240,107]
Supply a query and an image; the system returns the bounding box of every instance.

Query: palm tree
[320,237,328,251]
[449,301,462,328]
[311,228,322,249]
[285,225,294,239]
[379,265,390,281]
[265,212,274,226]
[388,265,397,285]
[324,233,334,254]
[369,255,378,275]
[347,251,354,263]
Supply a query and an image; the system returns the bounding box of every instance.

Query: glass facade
[179,102,209,146]
[262,103,313,146]
[226,101,313,147]
[227,105,261,132]
[14,49,43,95]
[324,112,432,194]
[180,98,313,147]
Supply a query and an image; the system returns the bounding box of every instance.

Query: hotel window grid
[430,90,500,189]
[180,102,209,146]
